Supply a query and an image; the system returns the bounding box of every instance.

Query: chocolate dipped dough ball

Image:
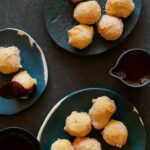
[0,71,37,99]
[12,71,37,99]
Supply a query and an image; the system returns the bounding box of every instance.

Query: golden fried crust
[51,139,74,150]
[71,0,83,3]
[68,25,94,49]
[97,15,123,41]
[89,96,116,129]
[74,1,101,25]
[0,46,22,74]
[64,111,92,137]
[106,0,135,18]
[73,137,102,150]
[102,119,128,148]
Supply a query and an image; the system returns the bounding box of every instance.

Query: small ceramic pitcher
[109,48,150,87]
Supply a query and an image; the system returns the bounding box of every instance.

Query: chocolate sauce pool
[0,132,39,150]
[112,51,150,85]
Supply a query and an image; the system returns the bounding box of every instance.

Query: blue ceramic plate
[45,0,142,55]
[0,28,48,115]
[37,88,146,150]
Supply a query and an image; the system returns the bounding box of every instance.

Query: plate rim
[0,28,48,115]
[37,87,146,147]
[45,0,143,56]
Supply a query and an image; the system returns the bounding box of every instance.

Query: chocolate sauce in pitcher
[112,50,150,85]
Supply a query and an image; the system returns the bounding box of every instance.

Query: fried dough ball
[68,25,94,49]
[97,15,123,41]
[0,46,22,74]
[64,111,92,137]
[102,119,128,148]
[89,96,116,129]
[74,1,101,25]
[71,0,83,3]
[73,137,102,150]
[12,71,37,90]
[51,139,74,150]
[12,71,37,99]
[106,0,135,18]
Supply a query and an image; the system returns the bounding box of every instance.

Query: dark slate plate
[45,0,142,56]
[37,88,146,150]
[0,28,48,115]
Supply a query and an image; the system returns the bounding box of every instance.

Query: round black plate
[38,88,146,150]
[45,0,142,56]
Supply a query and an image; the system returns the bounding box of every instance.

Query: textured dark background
[0,0,149,149]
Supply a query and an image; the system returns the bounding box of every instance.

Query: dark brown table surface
[0,0,149,149]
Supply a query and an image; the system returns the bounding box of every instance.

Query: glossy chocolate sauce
[0,81,36,99]
[113,51,150,84]
[0,132,39,150]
